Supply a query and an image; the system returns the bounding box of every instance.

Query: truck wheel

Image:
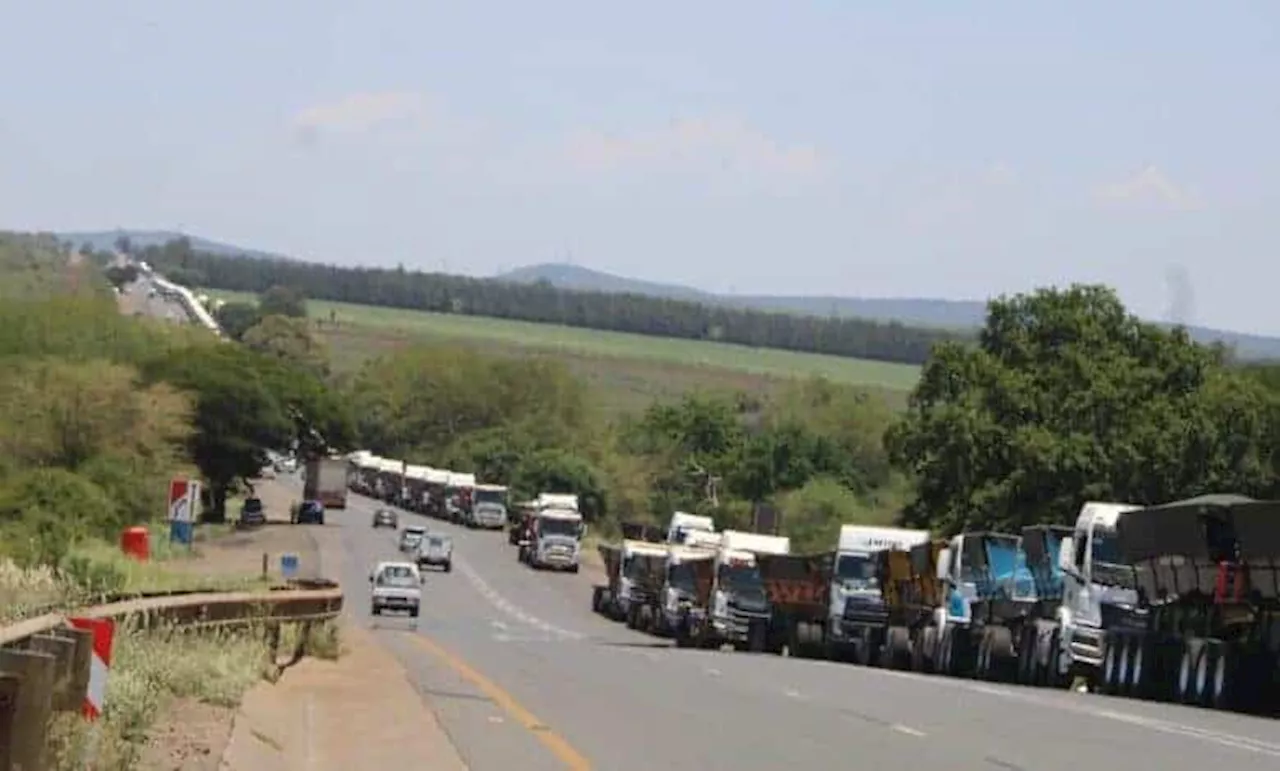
[919,626,938,673]
[371,605,381,616]
[568,564,580,574]
[410,606,420,618]
[886,626,912,670]
[444,562,452,573]
[591,587,603,614]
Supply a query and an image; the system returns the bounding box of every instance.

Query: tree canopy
[887,285,1279,535]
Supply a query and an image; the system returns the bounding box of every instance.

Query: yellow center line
[407,633,593,770]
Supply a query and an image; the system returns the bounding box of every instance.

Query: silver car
[416,534,453,572]
[399,526,427,553]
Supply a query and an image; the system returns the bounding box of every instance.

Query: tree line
[134,237,961,365]
[9,227,1280,570]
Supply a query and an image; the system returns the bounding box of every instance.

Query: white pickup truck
[369,561,424,617]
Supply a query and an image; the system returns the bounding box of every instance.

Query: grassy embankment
[201,289,923,414]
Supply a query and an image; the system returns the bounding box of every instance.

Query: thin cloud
[563,115,822,179]
[292,91,428,135]
[1093,165,1202,211]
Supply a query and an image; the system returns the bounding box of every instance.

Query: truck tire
[918,626,938,673]
[885,626,912,670]
[569,564,579,574]
[444,562,452,573]
[371,604,381,616]
[982,626,1015,682]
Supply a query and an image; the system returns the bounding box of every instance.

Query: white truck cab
[1053,501,1143,681]
[471,483,510,529]
[445,471,477,523]
[369,561,423,617]
[706,531,790,648]
[527,507,585,572]
[667,511,716,545]
[615,539,672,617]
[829,525,931,654]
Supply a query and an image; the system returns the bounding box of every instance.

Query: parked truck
[592,537,671,622]
[1010,524,1074,686]
[757,551,834,658]
[468,484,509,529]
[872,540,948,672]
[926,531,1033,679]
[519,494,585,572]
[667,511,716,545]
[303,456,348,510]
[1082,494,1280,710]
[1042,501,1143,688]
[673,530,790,653]
[827,525,931,664]
[657,531,721,636]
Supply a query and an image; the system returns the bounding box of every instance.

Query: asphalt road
[120,277,191,323]
[326,492,1280,771]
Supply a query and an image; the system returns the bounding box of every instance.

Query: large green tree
[887,285,1278,535]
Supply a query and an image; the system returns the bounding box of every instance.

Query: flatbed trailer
[1095,495,1280,711]
[758,552,833,658]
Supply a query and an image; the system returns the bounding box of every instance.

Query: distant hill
[56,229,285,260]
[496,263,1280,360]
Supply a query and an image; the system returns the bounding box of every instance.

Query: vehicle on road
[416,533,454,572]
[372,508,398,529]
[520,501,585,572]
[508,501,537,545]
[468,483,509,529]
[238,497,266,528]
[666,511,716,545]
[1079,495,1280,709]
[445,471,477,524]
[399,525,427,553]
[369,561,423,617]
[673,530,790,652]
[591,535,670,624]
[291,499,325,525]
[657,536,720,636]
[824,526,932,662]
[303,456,348,509]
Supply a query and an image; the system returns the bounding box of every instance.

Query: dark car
[372,508,398,529]
[239,497,266,528]
[292,499,325,525]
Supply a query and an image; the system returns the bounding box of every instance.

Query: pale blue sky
[3,1,1278,333]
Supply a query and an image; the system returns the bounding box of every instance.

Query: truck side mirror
[935,548,952,581]
[1057,536,1076,573]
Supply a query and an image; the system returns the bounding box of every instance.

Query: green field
[203,289,921,413]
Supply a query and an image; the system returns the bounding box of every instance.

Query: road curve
[328,492,1279,771]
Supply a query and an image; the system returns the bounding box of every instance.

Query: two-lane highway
[332,493,1280,770]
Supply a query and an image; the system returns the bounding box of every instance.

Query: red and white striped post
[68,617,114,720]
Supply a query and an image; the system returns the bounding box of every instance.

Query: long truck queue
[589,501,1280,716]
[340,449,1279,715]
[346,451,589,572]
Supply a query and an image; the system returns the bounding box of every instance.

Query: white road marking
[705,668,722,677]
[891,723,927,738]
[784,688,803,699]
[456,557,584,641]
[866,666,1279,758]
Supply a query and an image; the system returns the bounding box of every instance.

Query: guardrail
[0,579,343,770]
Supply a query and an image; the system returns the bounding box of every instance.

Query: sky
[3,1,1278,334]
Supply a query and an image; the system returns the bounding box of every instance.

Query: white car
[369,561,423,617]
[399,525,427,553]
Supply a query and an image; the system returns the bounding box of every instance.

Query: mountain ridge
[497,262,1280,358]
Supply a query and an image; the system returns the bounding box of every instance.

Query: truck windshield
[623,555,643,579]
[1091,528,1124,564]
[668,562,698,592]
[538,517,581,537]
[836,553,878,590]
[475,489,505,505]
[718,563,764,595]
